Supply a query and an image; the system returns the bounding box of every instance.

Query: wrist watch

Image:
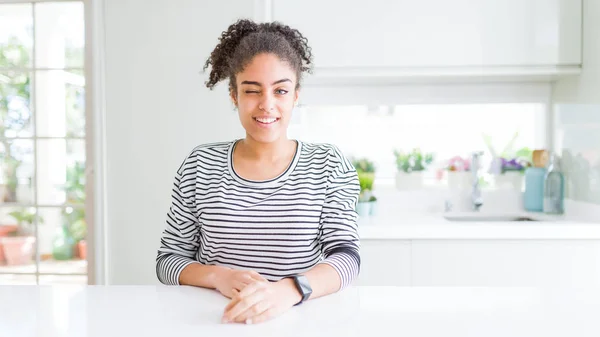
[288,274,312,305]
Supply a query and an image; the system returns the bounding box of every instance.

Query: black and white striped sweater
[156,140,361,289]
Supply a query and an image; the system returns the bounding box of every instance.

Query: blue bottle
[524,167,546,212]
[543,153,565,214]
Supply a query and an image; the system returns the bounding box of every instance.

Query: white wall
[103,0,252,284]
[552,0,600,206]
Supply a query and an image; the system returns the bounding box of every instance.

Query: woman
[156,18,360,325]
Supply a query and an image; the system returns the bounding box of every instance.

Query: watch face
[297,275,312,298]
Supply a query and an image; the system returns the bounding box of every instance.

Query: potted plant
[0,218,18,265]
[1,208,41,266]
[483,132,532,191]
[494,151,532,191]
[352,158,377,217]
[444,155,472,189]
[393,148,434,190]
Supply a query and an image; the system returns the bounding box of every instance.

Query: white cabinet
[411,240,600,287]
[272,0,581,70]
[355,240,411,286]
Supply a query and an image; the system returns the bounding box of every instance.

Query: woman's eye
[245,90,259,94]
[275,89,288,95]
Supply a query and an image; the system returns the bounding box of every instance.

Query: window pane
[36,70,85,137]
[0,72,34,138]
[0,4,33,68]
[35,2,85,68]
[0,274,36,285]
[289,103,545,187]
[38,206,87,275]
[37,139,85,205]
[0,139,34,205]
[0,205,37,275]
[39,275,86,285]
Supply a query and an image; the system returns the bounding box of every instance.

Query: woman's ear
[294,89,300,106]
[230,90,238,108]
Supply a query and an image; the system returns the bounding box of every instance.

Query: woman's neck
[238,136,296,162]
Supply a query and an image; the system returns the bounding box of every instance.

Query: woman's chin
[247,131,283,144]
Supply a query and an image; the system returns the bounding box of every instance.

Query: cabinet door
[411,240,600,287]
[354,240,411,286]
[272,0,581,68]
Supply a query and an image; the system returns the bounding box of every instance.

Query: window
[0,1,87,285]
[288,103,546,188]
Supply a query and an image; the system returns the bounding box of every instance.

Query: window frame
[0,0,104,285]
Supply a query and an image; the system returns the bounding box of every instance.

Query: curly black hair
[203,19,313,93]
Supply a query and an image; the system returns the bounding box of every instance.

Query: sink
[443,213,538,222]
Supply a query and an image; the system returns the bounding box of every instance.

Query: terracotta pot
[78,240,87,260]
[1,236,35,266]
[0,225,18,265]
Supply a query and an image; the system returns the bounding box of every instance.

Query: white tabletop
[1,285,599,337]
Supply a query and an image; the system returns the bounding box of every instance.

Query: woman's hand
[213,268,268,299]
[221,278,301,325]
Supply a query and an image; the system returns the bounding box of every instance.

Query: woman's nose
[259,93,275,112]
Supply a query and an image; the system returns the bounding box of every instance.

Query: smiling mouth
[253,117,280,124]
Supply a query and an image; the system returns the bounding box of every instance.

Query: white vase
[495,171,524,191]
[395,171,424,190]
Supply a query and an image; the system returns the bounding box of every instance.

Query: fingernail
[245,318,252,325]
[221,317,229,323]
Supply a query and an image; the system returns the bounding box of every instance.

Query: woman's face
[232,53,299,144]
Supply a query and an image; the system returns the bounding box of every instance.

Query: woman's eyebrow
[241,78,292,86]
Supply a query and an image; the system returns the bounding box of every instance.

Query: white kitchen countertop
[1,285,599,337]
[358,212,600,240]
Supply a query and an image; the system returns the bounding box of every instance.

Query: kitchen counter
[1,285,599,337]
[358,212,600,240]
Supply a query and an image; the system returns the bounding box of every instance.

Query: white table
[1,285,599,337]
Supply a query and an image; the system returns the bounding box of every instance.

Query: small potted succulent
[352,158,377,217]
[393,148,434,190]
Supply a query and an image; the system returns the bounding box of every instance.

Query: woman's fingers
[233,300,270,324]
[249,271,268,282]
[223,291,264,323]
[246,307,276,325]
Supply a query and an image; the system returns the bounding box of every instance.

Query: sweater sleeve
[317,149,361,290]
[156,155,201,285]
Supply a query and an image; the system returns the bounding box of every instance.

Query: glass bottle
[543,153,565,214]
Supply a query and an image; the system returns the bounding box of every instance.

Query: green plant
[357,172,375,193]
[1,37,32,203]
[64,161,86,203]
[352,158,375,173]
[61,161,87,242]
[351,158,376,202]
[394,148,434,173]
[7,208,43,236]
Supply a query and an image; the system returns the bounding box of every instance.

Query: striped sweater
[156,140,361,289]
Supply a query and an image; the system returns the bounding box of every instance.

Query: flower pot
[0,236,35,266]
[447,171,472,190]
[356,202,371,217]
[77,240,87,260]
[495,171,524,191]
[0,225,18,265]
[395,171,424,190]
[369,201,377,216]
